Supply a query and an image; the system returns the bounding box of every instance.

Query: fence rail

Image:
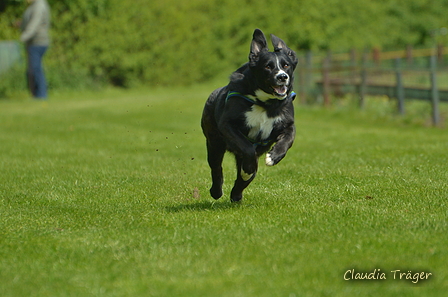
[295,46,448,126]
[315,82,448,102]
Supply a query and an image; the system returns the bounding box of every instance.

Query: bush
[1,0,448,94]
[0,63,26,98]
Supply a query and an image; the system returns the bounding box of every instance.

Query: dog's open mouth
[273,85,288,97]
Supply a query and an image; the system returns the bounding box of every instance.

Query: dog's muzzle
[276,73,289,82]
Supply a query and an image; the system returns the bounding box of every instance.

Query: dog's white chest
[245,105,281,141]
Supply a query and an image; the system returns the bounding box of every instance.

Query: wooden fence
[295,46,447,125]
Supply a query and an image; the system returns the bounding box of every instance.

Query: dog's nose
[277,73,288,82]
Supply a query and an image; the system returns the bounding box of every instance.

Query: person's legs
[26,47,36,97]
[27,46,48,99]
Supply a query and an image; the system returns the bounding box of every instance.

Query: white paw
[265,153,274,166]
[240,169,254,181]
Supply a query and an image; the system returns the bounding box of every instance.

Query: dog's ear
[249,29,268,65]
[271,34,288,52]
[271,34,298,67]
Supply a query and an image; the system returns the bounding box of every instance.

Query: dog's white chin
[254,89,287,101]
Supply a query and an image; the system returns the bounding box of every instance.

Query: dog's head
[249,29,298,100]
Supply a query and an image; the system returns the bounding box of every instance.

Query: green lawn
[0,86,447,296]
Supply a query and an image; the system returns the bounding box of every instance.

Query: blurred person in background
[20,0,51,99]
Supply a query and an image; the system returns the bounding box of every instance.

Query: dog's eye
[283,63,289,69]
[265,65,272,70]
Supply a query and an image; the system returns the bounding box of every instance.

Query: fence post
[373,47,381,66]
[429,54,440,126]
[350,48,357,85]
[322,53,331,106]
[359,52,368,109]
[395,58,405,114]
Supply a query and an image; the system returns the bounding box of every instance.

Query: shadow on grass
[165,200,243,213]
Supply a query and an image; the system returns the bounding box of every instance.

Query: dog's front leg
[231,153,257,202]
[239,146,258,182]
[219,123,258,201]
[227,134,258,181]
[266,124,295,166]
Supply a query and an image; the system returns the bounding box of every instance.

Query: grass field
[1,85,447,296]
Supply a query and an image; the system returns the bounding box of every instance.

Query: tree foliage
[1,0,448,89]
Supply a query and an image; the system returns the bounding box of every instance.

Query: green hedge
[1,0,448,92]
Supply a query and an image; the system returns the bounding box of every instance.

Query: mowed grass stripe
[0,87,447,297]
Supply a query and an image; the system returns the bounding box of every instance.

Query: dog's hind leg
[230,156,257,202]
[206,139,226,199]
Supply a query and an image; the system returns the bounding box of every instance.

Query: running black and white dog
[201,29,298,202]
